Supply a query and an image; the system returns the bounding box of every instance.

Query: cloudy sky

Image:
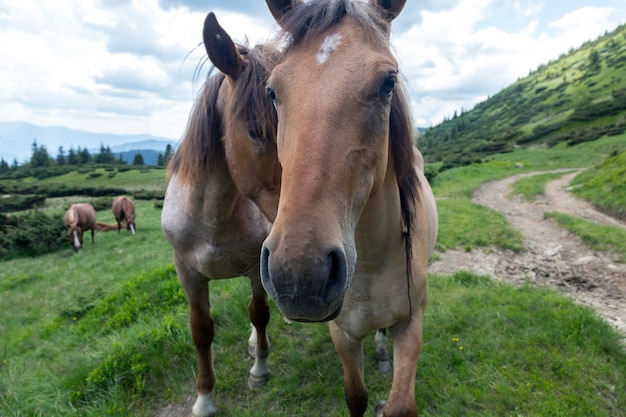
[1,0,626,145]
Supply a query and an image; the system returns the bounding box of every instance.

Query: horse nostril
[323,248,347,304]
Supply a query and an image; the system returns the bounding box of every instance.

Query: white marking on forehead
[317,33,342,64]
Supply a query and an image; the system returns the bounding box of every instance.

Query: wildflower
[452,337,459,342]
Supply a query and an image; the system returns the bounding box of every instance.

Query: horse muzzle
[260,239,352,322]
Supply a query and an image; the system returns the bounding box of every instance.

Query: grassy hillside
[571,149,626,219]
[420,23,626,164]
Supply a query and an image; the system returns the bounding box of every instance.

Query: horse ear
[370,0,406,21]
[203,12,242,80]
[265,0,303,25]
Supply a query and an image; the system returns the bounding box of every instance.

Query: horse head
[203,13,281,220]
[261,0,411,322]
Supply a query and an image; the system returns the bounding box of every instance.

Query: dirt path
[429,170,626,337]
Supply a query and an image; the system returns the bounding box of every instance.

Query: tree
[132,152,144,166]
[67,147,78,165]
[78,147,91,164]
[30,139,52,168]
[0,158,9,174]
[56,146,66,166]
[95,143,115,164]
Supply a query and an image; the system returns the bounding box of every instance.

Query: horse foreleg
[91,228,95,244]
[376,312,425,417]
[175,256,216,417]
[329,321,368,417]
[247,277,271,389]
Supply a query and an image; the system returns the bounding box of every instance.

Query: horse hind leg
[374,329,391,374]
[247,277,271,389]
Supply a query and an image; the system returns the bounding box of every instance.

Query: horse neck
[191,156,243,220]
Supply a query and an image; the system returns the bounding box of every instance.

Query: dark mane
[230,44,279,147]
[276,0,419,254]
[168,43,278,184]
[167,68,224,183]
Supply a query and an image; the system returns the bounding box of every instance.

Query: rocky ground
[430,170,626,337]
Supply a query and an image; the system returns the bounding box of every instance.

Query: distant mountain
[420,23,626,163]
[0,121,177,164]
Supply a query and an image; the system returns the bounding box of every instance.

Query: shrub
[0,210,66,260]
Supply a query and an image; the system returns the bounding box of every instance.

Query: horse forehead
[316,33,343,64]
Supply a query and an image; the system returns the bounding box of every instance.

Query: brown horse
[160,12,280,417]
[64,203,97,251]
[262,1,438,416]
[111,196,136,234]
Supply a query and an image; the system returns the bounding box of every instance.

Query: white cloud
[393,0,626,127]
[0,0,625,139]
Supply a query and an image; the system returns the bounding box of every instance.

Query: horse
[160,12,280,417]
[261,1,438,416]
[64,203,97,251]
[111,196,136,234]
[95,222,119,232]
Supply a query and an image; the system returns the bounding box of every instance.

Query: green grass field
[2,137,626,416]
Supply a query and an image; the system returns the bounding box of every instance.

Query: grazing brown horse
[160,12,280,417]
[262,1,438,416]
[64,203,97,251]
[111,196,136,234]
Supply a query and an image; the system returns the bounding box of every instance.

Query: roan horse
[64,203,97,251]
[160,13,280,417]
[111,196,136,234]
[261,1,438,416]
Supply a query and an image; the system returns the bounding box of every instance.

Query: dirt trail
[429,170,626,337]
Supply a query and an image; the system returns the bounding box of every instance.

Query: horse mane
[167,68,225,183]
[168,43,279,185]
[275,0,420,255]
[230,44,279,148]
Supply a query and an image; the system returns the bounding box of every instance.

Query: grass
[430,134,626,199]
[545,212,626,263]
[571,149,626,219]
[3,265,625,416]
[19,167,168,191]
[509,171,575,201]
[435,198,523,252]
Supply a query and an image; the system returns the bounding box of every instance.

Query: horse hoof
[248,373,269,390]
[374,401,386,417]
[378,360,391,374]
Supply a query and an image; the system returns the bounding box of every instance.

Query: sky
[1,0,626,147]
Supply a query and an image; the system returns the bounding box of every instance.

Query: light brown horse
[262,1,438,416]
[111,196,136,234]
[160,12,280,417]
[64,203,97,251]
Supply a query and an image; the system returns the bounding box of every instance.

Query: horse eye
[267,87,277,107]
[380,76,396,97]
[246,120,264,141]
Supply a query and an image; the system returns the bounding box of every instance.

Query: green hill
[420,23,626,165]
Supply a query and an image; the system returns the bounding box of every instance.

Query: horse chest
[336,275,411,339]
